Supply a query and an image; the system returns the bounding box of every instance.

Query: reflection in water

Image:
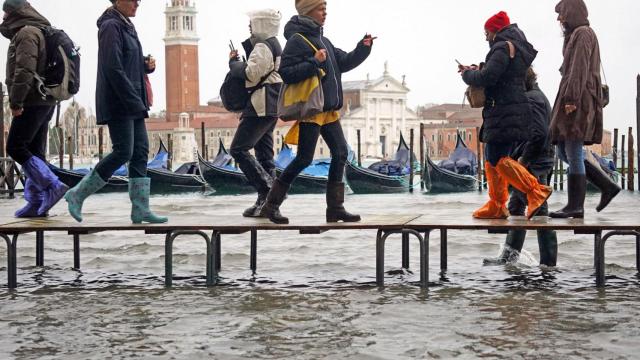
[1,191,640,358]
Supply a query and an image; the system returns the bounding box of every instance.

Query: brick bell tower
[164,0,200,121]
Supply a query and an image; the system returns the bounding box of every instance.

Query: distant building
[340,63,420,159]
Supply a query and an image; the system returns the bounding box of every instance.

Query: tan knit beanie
[295,0,325,16]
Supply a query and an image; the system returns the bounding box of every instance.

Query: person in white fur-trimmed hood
[228,9,284,217]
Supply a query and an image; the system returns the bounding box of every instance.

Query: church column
[391,98,398,150]
[375,98,380,157]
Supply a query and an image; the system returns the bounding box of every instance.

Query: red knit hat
[484,11,510,33]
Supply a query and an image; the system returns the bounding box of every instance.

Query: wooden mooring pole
[628,127,635,191]
[613,128,619,170]
[67,136,74,170]
[356,129,362,167]
[621,134,626,190]
[559,160,564,191]
[201,122,206,161]
[553,153,559,190]
[476,127,482,191]
[167,134,173,171]
[636,75,640,191]
[0,86,5,158]
[98,127,104,160]
[420,123,425,190]
[409,128,414,193]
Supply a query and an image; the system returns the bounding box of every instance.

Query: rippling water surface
[1,189,640,359]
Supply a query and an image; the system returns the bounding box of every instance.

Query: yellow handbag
[278,33,326,121]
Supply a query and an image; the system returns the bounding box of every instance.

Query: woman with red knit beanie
[459,11,553,219]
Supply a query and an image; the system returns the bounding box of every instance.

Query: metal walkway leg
[250,230,257,275]
[2,234,18,289]
[376,229,430,289]
[595,230,640,287]
[440,229,448,271]
[216,233,222,272]
[402,232,410,269]
[36,231,44,267]
[73,234,81,270]
[636,233,640,273]
[165,230,216,287]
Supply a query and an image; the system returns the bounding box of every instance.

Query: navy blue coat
[280,16,371,112]
[462,24,537,144]
[96,8,151,125]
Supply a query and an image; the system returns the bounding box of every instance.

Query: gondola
[345,134,414,194]
[438,132,478,176]
[146,140,208,193]
[275,143,327,194]
[197,139,255,194]
[49,164,129,193]
[422,153,477,193]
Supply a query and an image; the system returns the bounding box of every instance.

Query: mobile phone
[455,59,462,66]
[229,40,237,52]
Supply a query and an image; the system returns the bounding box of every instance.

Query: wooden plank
[406,214,640,232]
[0,215,422,233]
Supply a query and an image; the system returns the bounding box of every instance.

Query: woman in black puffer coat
[460,11,552,220]
[260,0,375,224]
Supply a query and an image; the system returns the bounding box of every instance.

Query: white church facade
[340,64,421,159]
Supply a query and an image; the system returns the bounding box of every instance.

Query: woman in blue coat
[64,0,166,224]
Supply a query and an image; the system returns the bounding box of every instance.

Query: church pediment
[368,77,409,93]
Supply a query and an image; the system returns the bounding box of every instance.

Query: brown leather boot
[259,179,290,224]
[326,182,361,223]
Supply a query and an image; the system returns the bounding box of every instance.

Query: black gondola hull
[422,158,477,193]
[147,168,207,194]
[51,166,128,193]
[198,155,255,195]
[345,162,409,194]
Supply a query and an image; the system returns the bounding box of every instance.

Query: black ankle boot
[243,193,267,218]
[549,174,586,219]
[326,182,361,223]
[585,160,621,212]
[260,179,290,224]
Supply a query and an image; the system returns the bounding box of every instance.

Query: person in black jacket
[228,9,283,218]
[1,0,68,218]
[64,0,167,224]
[260,0,375,224]
[460,11,552,220]
[484,68,558,266]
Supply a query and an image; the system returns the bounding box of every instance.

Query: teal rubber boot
[129,177,168,224]
[64,170,107,223]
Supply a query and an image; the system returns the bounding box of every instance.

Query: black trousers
[279,121,348,185]
[94,117,149,181]
[6,105,55,164]
[507,170,558,265]
[230,116,277,195]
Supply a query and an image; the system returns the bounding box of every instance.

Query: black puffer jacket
[280,16,371,112]
[511,84,555,175]
[462,24,537,144]
[96,7,151,125]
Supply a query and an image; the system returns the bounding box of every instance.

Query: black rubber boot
[243,192,267,218]
[549,174,586,219]
[326,182,361,223]
[585,160,621,212]
[537,229,558,267]
[483,230,525,266]
[259,179,290,224]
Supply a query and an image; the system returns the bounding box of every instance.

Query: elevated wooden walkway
[1,215,638,289]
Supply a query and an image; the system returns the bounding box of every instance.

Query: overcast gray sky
[1,0,638,132]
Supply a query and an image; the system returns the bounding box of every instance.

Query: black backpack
[220,41,275,113]
[35,26,81,101]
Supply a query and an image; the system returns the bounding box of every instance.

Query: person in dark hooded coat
[460,11,552,220]
[1,0,68,218]
[64,0,167,225]
[549,0,619,219]
[260,0,375,224]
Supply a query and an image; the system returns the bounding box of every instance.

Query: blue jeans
[556,140,585,175]
[94,118,149,181]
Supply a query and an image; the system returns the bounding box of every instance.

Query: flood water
[1,189,640,359]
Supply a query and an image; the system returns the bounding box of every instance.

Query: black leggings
[279,121,348,185]
[6,105,55,164]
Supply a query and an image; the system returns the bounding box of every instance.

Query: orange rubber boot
[473,163,510,219]
[495,157,553,219]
